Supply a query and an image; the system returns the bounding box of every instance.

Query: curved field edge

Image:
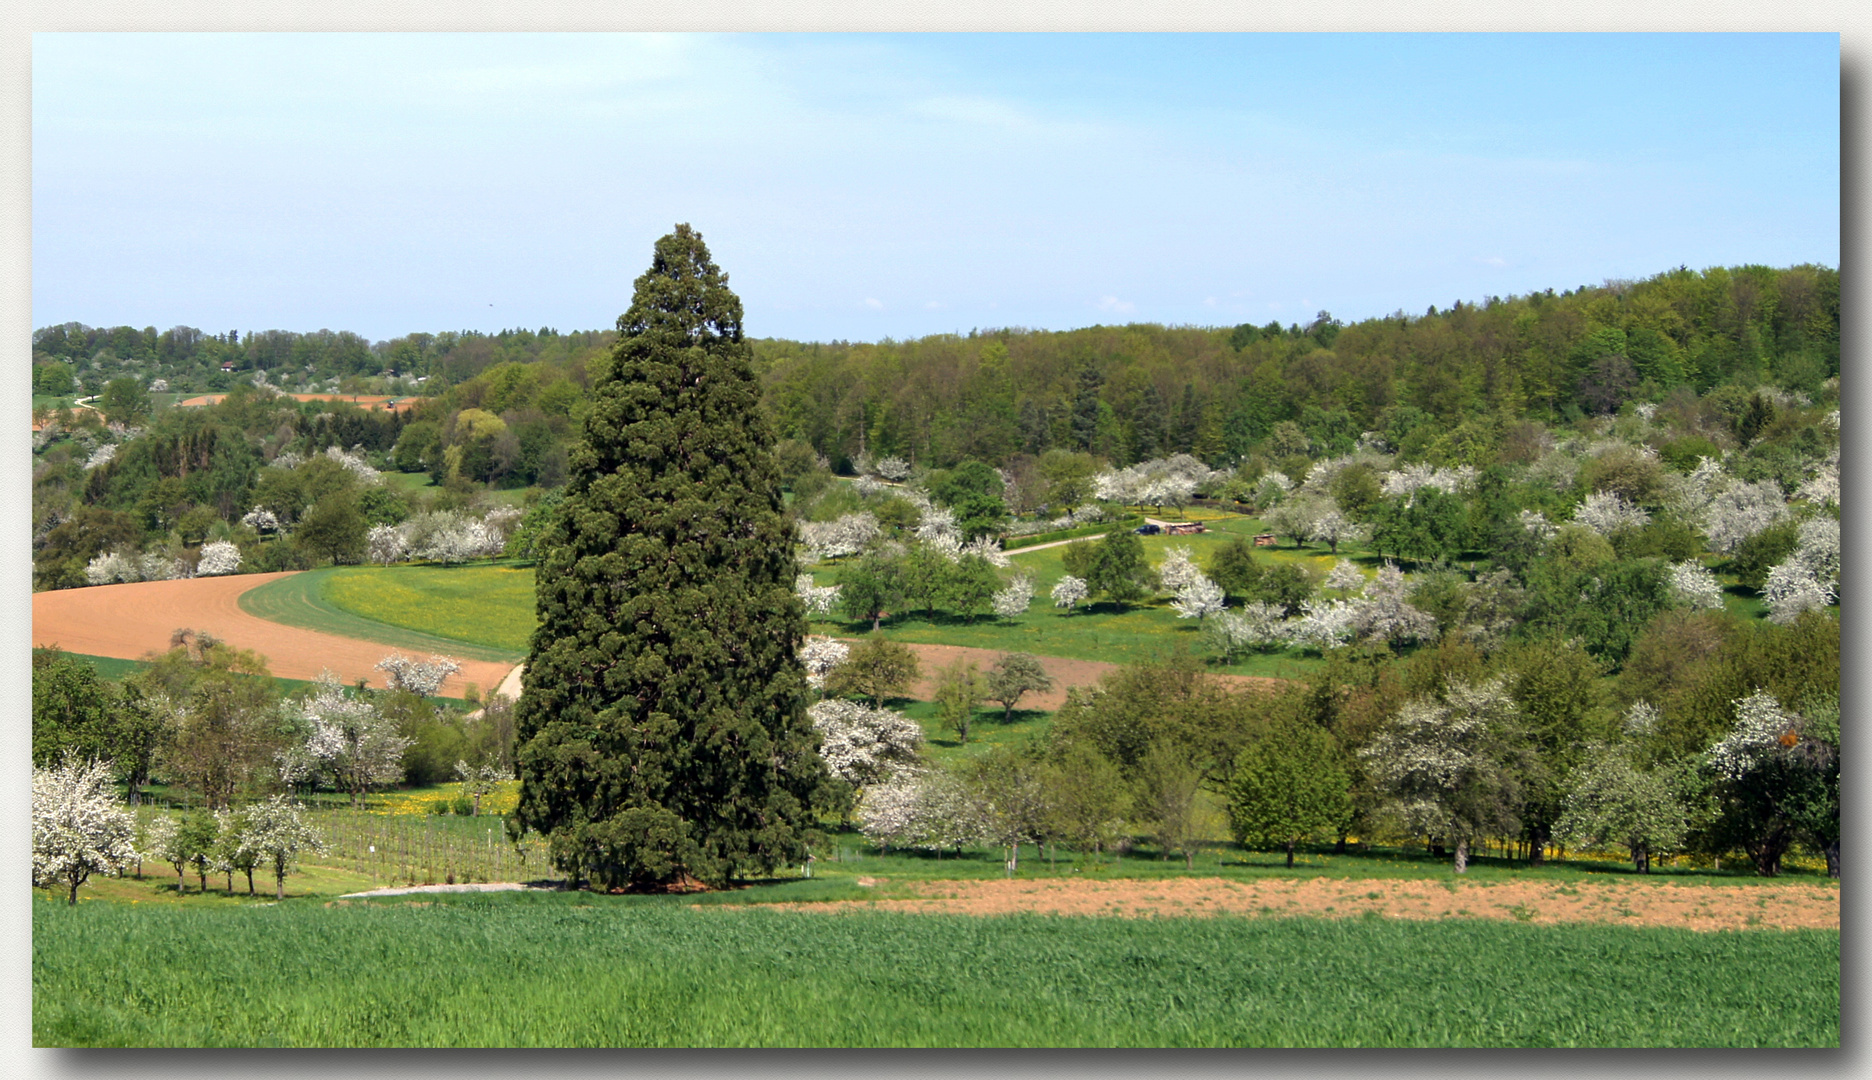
[237,568,525,663]
[34,900,1836,1047]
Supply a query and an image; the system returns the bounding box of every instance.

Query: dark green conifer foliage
[511,225,824,891]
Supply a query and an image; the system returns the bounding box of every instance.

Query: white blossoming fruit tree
[33,755,139,905]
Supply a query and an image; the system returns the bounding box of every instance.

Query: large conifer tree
[511,225,824,891]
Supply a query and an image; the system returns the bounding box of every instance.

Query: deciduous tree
[1228,720,1353,867]
[985,652,1054,721]
[32,754,139,905]
[823,635,921,707]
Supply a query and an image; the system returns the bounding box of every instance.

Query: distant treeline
[34,263,1836,477]
[753,264,1838,471]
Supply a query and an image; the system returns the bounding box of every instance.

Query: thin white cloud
[864,297,883,310]
[1097,295,1134,314]
[1475,255,1509,267]
[908,95,1030,129]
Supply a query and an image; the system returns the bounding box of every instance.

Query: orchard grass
[807,514,1339,677]
[897,697,1053,761]
[379,470,438,493]
[248,510,1801,681]
[34,898,1837,1046]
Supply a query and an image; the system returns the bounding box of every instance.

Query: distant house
[220,361,236,372]
[1161,521,1206,535]
[1253,533,1278,547]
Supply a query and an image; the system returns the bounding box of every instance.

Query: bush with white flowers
[367,524,408,565]
[1323,559,1366,592]
[809,698,925,789]
[795,573,843,617]
[1169,574,1226,620]
[84,551,138,586]
[1572,490,1651,536]
[800,512,880,561]
[1350,563,1438,648]
[374,651,463,696]
[196,540,243,577]
[799,636,850,690]
[293,673,412,806]
[1380,462,1476,503]
[1283,599,1360,651]
[1203,602,1289,661]
[33,754,139,905]
[1051,575,1089,612]
[1703,479,1787,555]
[1156,545,1203,591]
[1518,509,1558,542]
[1709,690,1799,781]
[992,572,1035,619]
[323,445,380,482]
[1668,561,1726,611]
[242,506,283,534]
[855,768,980,853]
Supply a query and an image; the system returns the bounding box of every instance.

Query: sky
[31,32,1840,345]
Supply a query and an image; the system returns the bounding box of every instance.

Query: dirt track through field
[857,640,1285,711]
[748,876,1840,932]
[32,574,515,699]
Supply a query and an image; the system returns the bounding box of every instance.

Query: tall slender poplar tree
[511,225,825,891]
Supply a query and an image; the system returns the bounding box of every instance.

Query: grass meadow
[253,505,1787,682]
[33,896,1838,1047]
[282,512,1346,677]
[239,564,528,662]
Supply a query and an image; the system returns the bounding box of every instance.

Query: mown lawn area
[33,896,1838,1046]
[258,509,1791,678]
[239,565,530,662]
[277,515,1350,676]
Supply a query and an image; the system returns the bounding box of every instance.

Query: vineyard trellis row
[311,810,551,887]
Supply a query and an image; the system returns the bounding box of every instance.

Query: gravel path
[338,882,556,898]
[855,640,1283,712]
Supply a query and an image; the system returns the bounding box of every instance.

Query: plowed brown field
[32,573,515,698]
[748,875,1839,931]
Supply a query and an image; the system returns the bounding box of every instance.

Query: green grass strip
[237,568,525,663]
[33,899,1837,1047]
[50,652,336,700]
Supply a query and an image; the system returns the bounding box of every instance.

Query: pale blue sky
[32,33,1839,343]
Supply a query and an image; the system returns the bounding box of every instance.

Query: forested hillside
[30,262,1839,595]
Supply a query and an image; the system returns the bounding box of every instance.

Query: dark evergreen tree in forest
[1070,364,1103,451]
[510,225,826,891]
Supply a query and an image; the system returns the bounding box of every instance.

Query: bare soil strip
[177,392,422,413]
[32,574,514,699]
[866,641,1285,711]
[747,876,1839,932]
